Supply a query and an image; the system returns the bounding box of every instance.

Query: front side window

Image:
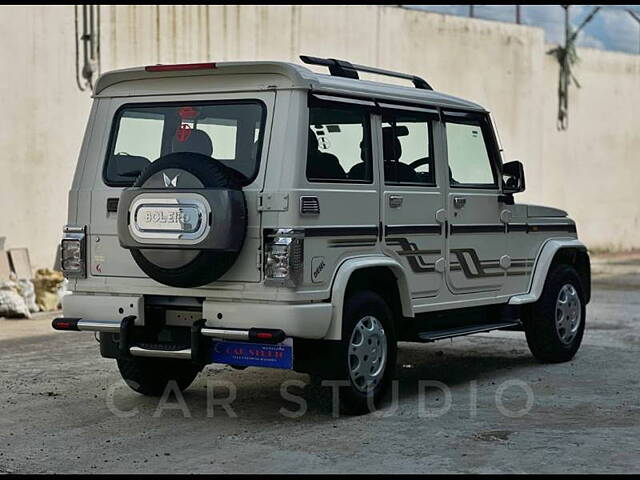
[382,112,435,185]
[307,106,372,183]
[446,121,497,188]
[105,101,265,186]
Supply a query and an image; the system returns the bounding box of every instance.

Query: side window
[307,106,372,183]
[382,113,435,185]
[446,121,497,188]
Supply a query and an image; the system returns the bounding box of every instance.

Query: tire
[116,356,202,397]
[124,152,247,288]
[523,264,586,363]
[328,290,397,415]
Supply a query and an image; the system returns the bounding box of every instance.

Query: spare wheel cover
[116,152,247,288]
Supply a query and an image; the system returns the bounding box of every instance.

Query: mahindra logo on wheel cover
[163,173,180,188]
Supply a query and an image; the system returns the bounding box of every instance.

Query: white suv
[54,56,590,414]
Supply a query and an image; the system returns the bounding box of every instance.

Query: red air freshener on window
[175,123,192,142]
[178,106,199,119]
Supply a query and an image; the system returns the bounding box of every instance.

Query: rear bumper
[61,293,333,339]
[202,300,332,339]
[52,316,290,362]
[57,293,334,363]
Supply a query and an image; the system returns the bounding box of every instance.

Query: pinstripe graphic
[326,233,535,278]
[328,237,377,248]
[450,249,504,278]
[386,238,439,273]
[450,249,534,279]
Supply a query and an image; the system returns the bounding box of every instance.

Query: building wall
[0,5,638,268]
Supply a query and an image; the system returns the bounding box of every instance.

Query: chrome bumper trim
[77,320,122,333]
[200,328,250,341]
[129,346,192,360]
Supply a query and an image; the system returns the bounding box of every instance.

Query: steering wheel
[409,157,430,170]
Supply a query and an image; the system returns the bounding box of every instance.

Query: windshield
[104,100,266,186]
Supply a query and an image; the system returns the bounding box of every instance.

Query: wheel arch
[323,256,414,340]
[509,239,591,306]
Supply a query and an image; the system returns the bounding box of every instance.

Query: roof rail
[299,55,433,91]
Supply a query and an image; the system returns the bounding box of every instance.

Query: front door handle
[453,196,467,209]
[389,195,404,208]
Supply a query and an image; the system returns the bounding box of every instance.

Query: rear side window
[104,101,265,186]
[307,106,372,183]
[446,121,497,188]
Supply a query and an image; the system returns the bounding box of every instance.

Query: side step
[417,321,521,343]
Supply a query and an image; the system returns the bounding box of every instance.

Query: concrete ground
[1,254,638,474]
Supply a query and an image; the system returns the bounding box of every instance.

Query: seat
[347,140,371,181]
[107,153,150,182]
[382,128,419,183]
[172,129,213,157]
[306,130,346,180]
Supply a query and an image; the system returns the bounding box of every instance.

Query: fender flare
[322,256,414,340]
[509,239,588,305]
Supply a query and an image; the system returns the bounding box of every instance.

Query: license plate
[211,338,293,370]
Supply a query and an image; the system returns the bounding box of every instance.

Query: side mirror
[502,160,525,194]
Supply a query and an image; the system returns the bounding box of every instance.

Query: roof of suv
[94,60,485,112]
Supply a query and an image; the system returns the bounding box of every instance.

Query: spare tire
[117,152,247,288]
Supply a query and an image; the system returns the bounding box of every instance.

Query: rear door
[89,92,276,283]
[443,111,507,294]
[379,105,446,299]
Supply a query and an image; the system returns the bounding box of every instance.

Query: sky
[404,5,640,55]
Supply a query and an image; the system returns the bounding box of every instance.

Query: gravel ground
[1,266,639,474]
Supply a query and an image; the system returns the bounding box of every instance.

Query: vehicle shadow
[155,336,542,421]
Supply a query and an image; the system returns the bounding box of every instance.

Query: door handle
[453,196,467,209]
[389,195,404,208]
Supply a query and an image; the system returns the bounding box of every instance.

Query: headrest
[359,140,368,161]
[382,127,402,161]
[308,129,319,151]
[172,129,213,157]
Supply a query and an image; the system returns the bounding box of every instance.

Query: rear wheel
[331,291,397,415]
[524,264,586,363]
[116,356,202,396]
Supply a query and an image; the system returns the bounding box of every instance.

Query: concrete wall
[541,48,640,251]
[0,5,638,268]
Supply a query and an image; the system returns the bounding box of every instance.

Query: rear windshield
[104,101,266,186]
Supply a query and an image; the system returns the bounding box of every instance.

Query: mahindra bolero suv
[54,56,590,413]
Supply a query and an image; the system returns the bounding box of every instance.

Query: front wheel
[524,264,586,363]
[332,291,397,415]
[116,356,202,396]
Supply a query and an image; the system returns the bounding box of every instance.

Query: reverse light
[264,229,303,287]
[145,62,216,72]
[60,225,86,278]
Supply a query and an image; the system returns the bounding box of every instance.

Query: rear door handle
[389,195,404,208]
[453,196,467,209]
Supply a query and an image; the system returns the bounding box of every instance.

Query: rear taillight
[144,62,216,72]
[61,225,86,278]
[264,229,304,287]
